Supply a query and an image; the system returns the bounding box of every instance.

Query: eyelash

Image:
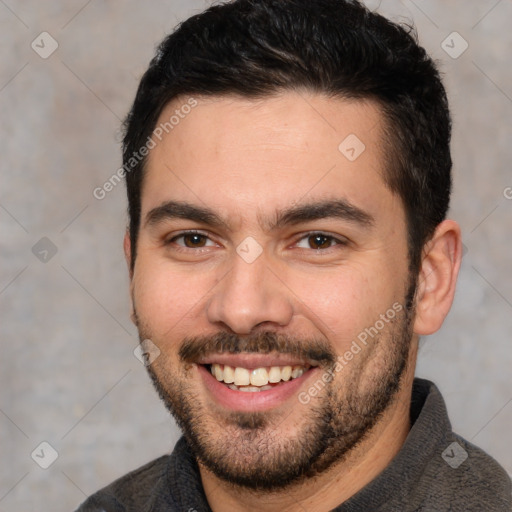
[165,230,348,254]
[165,230,215,252]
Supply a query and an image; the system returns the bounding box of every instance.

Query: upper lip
[196,353,319,369]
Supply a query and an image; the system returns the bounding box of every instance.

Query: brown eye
[295,232,347,251]
[181,233,208,248]
[308,234,333,249]
[167,231,215,249]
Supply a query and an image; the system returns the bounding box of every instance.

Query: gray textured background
[1,1,511,510]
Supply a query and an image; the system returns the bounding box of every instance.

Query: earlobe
[413,220,462,335]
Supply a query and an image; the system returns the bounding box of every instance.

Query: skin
[124,92,462,512]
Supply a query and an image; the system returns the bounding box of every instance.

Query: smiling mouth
[204,363,312,392]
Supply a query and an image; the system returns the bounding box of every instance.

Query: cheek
[288,263,401,347]
[132,257,216,339]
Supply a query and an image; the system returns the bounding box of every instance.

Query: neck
[200,349,417,512]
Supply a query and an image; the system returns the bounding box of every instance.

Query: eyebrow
[145,201,230,230]
[270,199,374,230]
[144,199,375,231]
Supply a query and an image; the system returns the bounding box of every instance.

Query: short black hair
[123,0,452,276]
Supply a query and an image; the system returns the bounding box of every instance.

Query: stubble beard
[138,300,415,491]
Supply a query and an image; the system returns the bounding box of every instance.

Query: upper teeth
[210,363,306,387]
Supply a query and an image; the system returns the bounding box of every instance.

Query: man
[77,0,511,510]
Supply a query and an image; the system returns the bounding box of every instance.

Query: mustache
[179,331,336,366]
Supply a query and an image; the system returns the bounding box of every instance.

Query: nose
[206,249,294,334]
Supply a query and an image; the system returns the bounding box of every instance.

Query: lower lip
[198,364,318,412]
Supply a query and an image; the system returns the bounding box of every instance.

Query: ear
[123,230,133,280]
[413,220,462,335]
[123,231,138,325]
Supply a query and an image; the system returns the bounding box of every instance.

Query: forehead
[141,92,398,228]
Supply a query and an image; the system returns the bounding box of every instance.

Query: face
[128,92,416,489]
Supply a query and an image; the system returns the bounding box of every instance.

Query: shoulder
[417,432,512,511]
[75,454,172,512]
[393,379,511,511]
[449,434,511,509]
